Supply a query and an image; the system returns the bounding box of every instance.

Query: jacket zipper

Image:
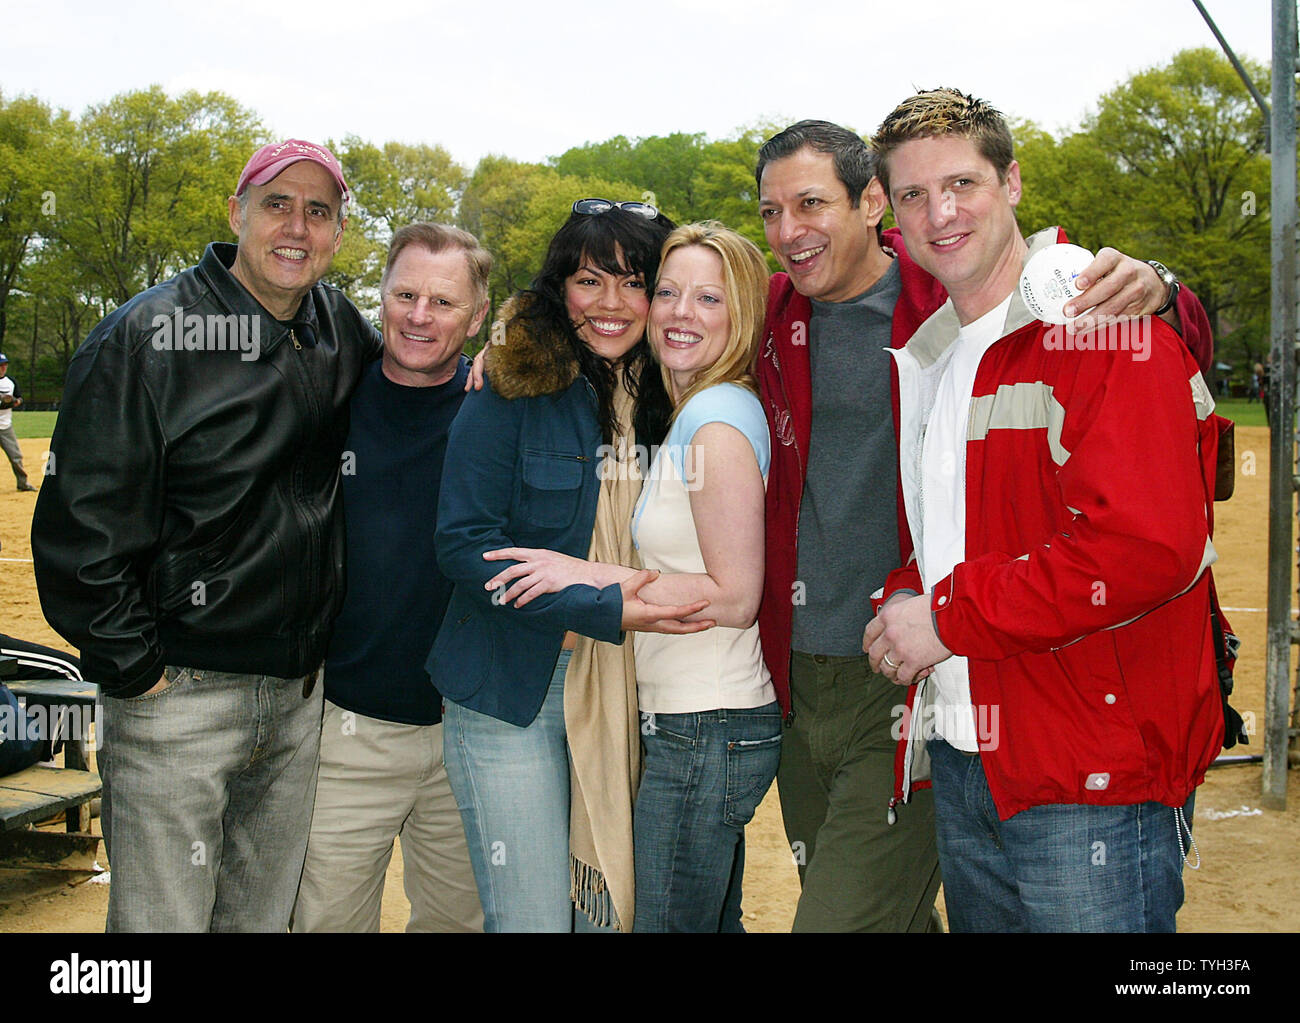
[893,324,1007,816]
[288,332,324,633]
[770,332,805,727]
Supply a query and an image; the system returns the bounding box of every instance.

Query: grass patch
[10,411,58,439]
[1215,398,1268,429]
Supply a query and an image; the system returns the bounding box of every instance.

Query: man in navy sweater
[293,223,490,931]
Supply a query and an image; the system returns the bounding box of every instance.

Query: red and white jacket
[883,228,1224,819]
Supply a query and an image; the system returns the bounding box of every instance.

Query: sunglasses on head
[572,197,660,220]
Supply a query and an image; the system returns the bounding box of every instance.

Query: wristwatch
[1147,260,1179,316]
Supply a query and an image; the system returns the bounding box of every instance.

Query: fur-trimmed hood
[484,293,582,400]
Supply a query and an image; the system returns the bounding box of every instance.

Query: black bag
[1210,603,1248,749]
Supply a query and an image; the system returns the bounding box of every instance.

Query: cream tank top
[631,383,775,714]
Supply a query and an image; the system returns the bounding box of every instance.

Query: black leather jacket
[32,243,380,697]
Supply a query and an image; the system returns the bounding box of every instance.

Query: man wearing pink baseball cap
[33,137,381,932]
[228,138,352,322]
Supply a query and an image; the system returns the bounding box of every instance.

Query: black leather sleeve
[32,326,167,698]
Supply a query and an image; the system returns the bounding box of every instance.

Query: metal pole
[1191,0,1273,130]
[1263,0,1297,811]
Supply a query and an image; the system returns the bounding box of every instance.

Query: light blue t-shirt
[632,382,770,546]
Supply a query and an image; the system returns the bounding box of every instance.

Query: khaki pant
[778,651,941,932]
[293,700,483,932]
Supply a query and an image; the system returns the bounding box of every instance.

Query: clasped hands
[483,547,715,635]
[862,592,953,686]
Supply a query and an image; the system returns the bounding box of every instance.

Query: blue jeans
[443,649,608,932]
[98,665,323,932]
[0,683,46,776]
[633,702,782,932]
[928,738,1194,932]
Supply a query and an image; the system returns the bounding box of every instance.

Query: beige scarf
[566,382,641,931]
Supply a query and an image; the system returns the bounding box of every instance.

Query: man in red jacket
[754,119,1207,931]
[862,88,1221,931]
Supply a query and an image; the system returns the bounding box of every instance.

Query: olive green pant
[778,651,941,932]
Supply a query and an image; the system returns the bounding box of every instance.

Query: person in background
[0,354,36,492]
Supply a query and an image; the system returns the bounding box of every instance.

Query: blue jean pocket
[641,712,696,749]
[118,664,197,703]
[724,731,781,828]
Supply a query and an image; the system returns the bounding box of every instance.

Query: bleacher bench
[0,672,102,872]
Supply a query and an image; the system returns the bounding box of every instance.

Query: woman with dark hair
[427,200,709,932]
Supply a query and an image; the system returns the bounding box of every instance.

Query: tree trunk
[29,300,39,404]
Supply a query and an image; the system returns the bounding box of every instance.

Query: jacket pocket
[519,449,586,530]
[1051,637,1147,793]
[148,502,264,618]
[428,606,493,704]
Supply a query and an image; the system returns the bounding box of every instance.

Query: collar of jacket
[899,226,1066,369]
[483,292,583,400]
[198,242,324,359]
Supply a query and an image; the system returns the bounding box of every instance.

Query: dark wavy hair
[516,206,677,446]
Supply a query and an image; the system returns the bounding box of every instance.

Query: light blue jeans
[98,665,323,932]
[928,738,1194,932]
[442,650,609,932]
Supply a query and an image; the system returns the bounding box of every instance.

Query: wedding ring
[882,653,899,670]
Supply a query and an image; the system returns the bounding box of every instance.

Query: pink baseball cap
[235,139,350,202]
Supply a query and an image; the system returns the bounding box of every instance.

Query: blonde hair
[653,222,769,418]
[871,87,1014,197]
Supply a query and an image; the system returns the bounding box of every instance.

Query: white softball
[1018,243,1094,325]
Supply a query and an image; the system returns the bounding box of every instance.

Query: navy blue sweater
[324,357,469,725]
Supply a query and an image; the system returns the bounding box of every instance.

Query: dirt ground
[0,426,1295,933]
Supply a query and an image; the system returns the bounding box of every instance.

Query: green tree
[340,137,468,236]
[550,127,775,258]
[1014,120,1107,241]
[551,133,697,212]
[13,231,106,402]
[1085,48,1271,367]
[551,129,766,231]
[0,93,75,353]
[694,130,770,257]
[53,86,266,308]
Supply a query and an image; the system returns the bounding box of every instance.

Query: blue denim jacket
[428,361,623,727]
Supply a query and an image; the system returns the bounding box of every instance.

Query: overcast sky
[1,0,1276,169]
